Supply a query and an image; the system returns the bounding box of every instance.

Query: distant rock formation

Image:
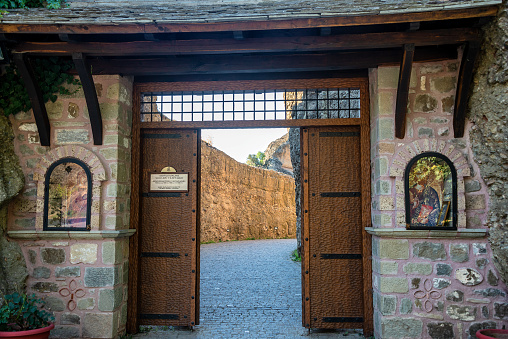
[263,132,293,176]
[201,141,296,243]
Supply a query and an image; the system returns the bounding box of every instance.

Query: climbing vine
[0,57,80,116]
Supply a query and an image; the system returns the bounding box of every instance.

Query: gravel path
[133,239,365,338]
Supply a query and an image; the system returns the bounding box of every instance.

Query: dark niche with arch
[43,158,92,231]
[405,152,457,230]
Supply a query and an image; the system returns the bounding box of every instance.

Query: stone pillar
[368,62,506,338]
[6,75,134,338]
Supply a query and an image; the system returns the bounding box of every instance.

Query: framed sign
[149,172,189,193]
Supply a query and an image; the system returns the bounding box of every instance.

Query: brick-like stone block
[446,305,476,321]
[446,290,464,302]
[382,318,422,338]
[378,67,399,89]
[33,267,50,279]
[70,243,98,264]
[380,277,409,293]
[55,129,89,144]
[41,248,65,265]
[414,94,437,113]
[436,263,452,276]
[403,262,432,275]
[102,241,124,265]
[430,76,457,93]
[379,295,396,315]
[83,313,115,338]
[494,303,508,319]
[61,313,81,325]
[433,278,451,289]
[98,287,124,312]
[427,322,454,339]
[44,296,65,311]
[380,261,398,275]
[413,242,446,261]
[78,298,95,310]
[55,266,81,278]
[50,326,81,338]
[32,282,58,293]
[466,195,486,210]
[84,267,118,287]
[465,180,481,193]
[400,298,413,314]
[450,243,469,263]
[380,239,409,260]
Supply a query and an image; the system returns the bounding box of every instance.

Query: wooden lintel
[0,5,498,34]
[233,31,244,40]
[12,28,479,56]
[12,53,50,146]
[395,43,415,139]
[320,27,332,36]
[454,41,480,138]
[72,53,103,145]
[84,46,458,76]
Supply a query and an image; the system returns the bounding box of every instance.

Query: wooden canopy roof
[0,1,500,145]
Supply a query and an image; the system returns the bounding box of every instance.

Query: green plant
[246,151,265,167]
[0,0,66,9]
[0,57,80,116]
[0,292,54,331]
[291,249,301,262]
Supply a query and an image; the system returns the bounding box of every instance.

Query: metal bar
[323,317,364,323]
[320,254,362,259]
[142,193,182,198]
[139,314,179,320]
[140,252,180,258]
[320,192,361,197]
[319,131,360,137]
[141,133,181,139]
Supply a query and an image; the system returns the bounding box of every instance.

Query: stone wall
[201,141,296,243]
[5,75,134,338]
[369,61,507,338]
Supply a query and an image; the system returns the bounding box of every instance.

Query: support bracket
[395,43,415,139]
[13,53,51,146]
[73,53,103,145]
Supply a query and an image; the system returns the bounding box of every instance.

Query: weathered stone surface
[418,127,434,138]
[433,278,451,289]
[41,248,65,265]
[465,180,482,193]
[455,268,483,286]
[446,305,476,321]
[83,313,115,338]
[78,297,95,310]
[70,243,98,264]
[380,239,409,259]
[427,322,454,339]
[468,322,497,339]
[98,287,123,312]
[450,243,469,263]
[441,96,455,114]
[436,263,452,276]
[55,129,90,144]
[84,267,117,287]
[430,76,456,93]
[55,266,81,278]
[32,282,58,293]
[446,290,464,302]
[494,303,508,319]
[28,250,36,264]
[400,298,413,314]
[403,262,432,275]
[61,312,81,325]
[474,288,506,298]
[68,102,80,118]
[487,269,499,286]
[466,195,487,210]
[482,306,489,318]
[33,266,51,279]
[382,318,423,338]
[476,258,489,269]
[413,242,446,261]
[380,277,408,293]
[411,277,421,289]
[50,326,81,338]
[473,243,487,255]
[44,296,65,311]
[102,241,124,265]
[379,261,398,275]
[45,101,63,119]
[414,94,438,112]
[467,298,491,304]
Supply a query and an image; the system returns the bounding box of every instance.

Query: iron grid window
[140,88,360,122]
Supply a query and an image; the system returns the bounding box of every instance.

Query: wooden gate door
[132,129,200,328]
[301,125,372,332]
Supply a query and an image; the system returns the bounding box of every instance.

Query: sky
[201,128,288,163]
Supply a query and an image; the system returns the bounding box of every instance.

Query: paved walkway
[134,239,366,338]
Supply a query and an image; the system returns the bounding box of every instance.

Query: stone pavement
[133,239,367,339]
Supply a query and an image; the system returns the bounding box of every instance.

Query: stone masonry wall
[369,61,508,339]
[6,75,133,338]
[201,141,296,243]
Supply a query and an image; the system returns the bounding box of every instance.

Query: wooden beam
[395,44,415,139]
[12,28,479,56]
[454,41,480,138]
[84,46,457,76]
[0,5,498,34]
[72,53,103,145]
[12,53,50,146]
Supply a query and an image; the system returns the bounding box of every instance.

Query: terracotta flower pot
[0,324,54,339]
[476,329,508,339]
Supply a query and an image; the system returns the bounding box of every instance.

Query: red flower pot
[0,324,54,339]
[476,329,508,339]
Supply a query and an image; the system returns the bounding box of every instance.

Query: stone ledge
[365,227,487,239]
[7,229,136,240]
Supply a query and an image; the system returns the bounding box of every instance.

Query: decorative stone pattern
[370,62,506,338]
[7,75,134,338]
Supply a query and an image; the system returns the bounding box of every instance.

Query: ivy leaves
[0,57,80,116]
[0,292,54,331]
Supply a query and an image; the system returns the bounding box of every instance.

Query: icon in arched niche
[405,152,457,230]
[44,158,92,231]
